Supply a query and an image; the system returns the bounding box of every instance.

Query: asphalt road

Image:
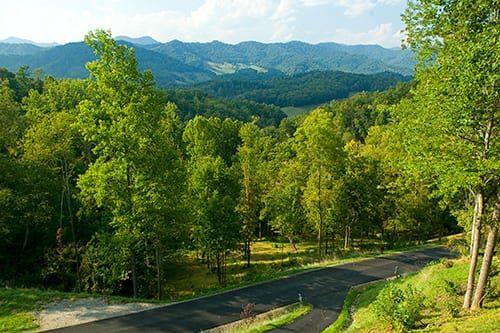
[44,247,454,333]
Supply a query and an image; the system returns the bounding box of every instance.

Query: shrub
[446,237,469,256]
[373,284,424,332]
[240,302,255,321]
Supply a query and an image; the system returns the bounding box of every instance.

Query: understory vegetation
[334,256,500,333]
[0,240,437,332]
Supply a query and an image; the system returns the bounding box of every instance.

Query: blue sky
[0,0,408,47]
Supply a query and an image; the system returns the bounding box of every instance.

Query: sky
[0,0,408,47]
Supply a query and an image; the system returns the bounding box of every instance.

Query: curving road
[43,247,454,333]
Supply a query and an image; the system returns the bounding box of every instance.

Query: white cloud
[334,0,376,17]
[334,23,403,47]
[271,0,298,40]
[108,0,297,43]
[379,0,404,5]
[0,0,406,46]
[303,0,401,17]
[301,0,330,7]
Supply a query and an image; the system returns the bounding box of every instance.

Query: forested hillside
[0,42,215,86]
[0,31,462,300]
[163,89,286,127]
[0,39,415,86]
[151,40,415,75]
[194,71,411,107]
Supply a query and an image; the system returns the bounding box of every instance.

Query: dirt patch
[35,298,160,331]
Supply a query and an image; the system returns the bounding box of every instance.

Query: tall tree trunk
[331,233,335,254]
[324,232,328,256]
[344,225,351,249]
[63,159,81,291]
[155,245,161,300]
[471,192,499,310]
[469,190,479,255]
[317,167,323,260]
[246,240,251,268]
[468,103,496,309]
[59,185,65,230]
[126,165,137,298]
[22,222,29,251]
[242,161,254,268]
[463,190,484,309]
[216,252,225,286]
[131,253,138,298]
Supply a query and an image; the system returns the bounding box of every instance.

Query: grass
[1,235,457,332]
[0,287,163,332]
[0,288,88,332]
[334,255,500,333]
[207,62,267,75]
[281,105,319,117]
[323,288,359,333]
[206,303,312,333]
[163,236,453,301]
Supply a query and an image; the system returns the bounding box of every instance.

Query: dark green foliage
[195,71,411,107]
[80,233,129,294]
[164,89,286,127]
[153,40,415,75]
[326,82,413,142]
[0,66,42,101]
[0,39,415,88]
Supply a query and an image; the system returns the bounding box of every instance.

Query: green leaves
[374,284,425,332]
[76,30,187,296]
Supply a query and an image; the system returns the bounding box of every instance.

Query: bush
[373,284,424,332]
[447,237,469,256]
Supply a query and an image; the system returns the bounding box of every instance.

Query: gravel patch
[35,298,161,331]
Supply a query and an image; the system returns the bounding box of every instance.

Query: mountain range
[0,36,416,87]
[0,36,59,48]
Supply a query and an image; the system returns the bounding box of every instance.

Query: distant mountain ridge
[0,36,59,48]
[0,36,415,86]
[115,35,160,45]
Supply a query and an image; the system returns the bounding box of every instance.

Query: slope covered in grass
[338,257,499,332]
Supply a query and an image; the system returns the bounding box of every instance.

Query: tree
[237,122,267,267]
[21,78,89,290]
[0,79,61,284]
[401,0,499,310]
[77,30,184,298]
[333,141,385,249]
[183,115,241,284]
[294,108,345,258]
[187,156,240,285]
[265,159,307,249]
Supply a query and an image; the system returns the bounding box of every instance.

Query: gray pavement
[44,247,454,333]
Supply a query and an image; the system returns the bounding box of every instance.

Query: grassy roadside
[205,303,312,333]
[1,236,456,332]
[0,288,163,332]
[323,288,359,333]
[326,255,500,332]
[0,288,86,332]
[165,236,453,301]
